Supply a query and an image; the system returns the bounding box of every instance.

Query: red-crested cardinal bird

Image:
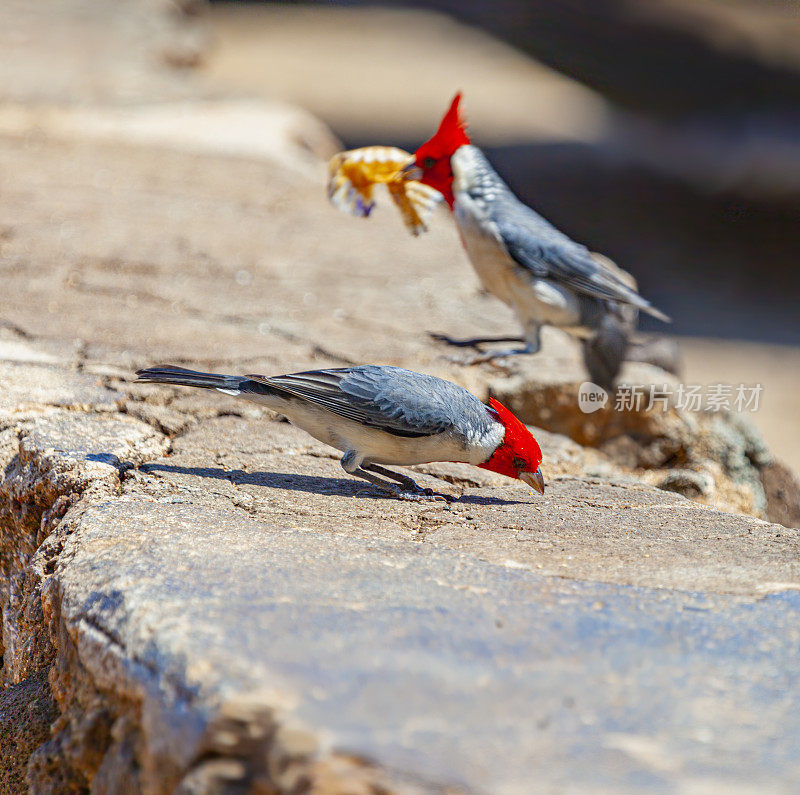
[405,93,670,390]
[136,364,544,500]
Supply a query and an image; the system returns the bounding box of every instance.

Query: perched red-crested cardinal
[405,93,671,390]
[136,364,544,501]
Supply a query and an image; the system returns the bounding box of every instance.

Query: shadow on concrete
[141,462,528,506]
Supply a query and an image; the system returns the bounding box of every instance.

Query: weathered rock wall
[1,342,799,792]
[0,1,799,790]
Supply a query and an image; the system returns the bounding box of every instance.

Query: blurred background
[1,0,798,472]
[201,0,800,470]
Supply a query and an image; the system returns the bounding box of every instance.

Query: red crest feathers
[415,93,471,162]
[413,93,471,208]
[430,92,470,154]
[488,398,534,448]
[479,398,543,478]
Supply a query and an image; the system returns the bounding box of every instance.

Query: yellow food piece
[327,146,442,236]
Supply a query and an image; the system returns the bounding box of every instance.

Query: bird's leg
[429,332,524,349]
[340,452,448,502]
[361,463,452,501]
[341,451,396,493]
[354,467,450,502]
[452,343,534,365]
[362,462,422,491]
[450,325,541,366]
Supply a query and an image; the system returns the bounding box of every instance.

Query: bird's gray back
[454,146,662,315]
[455,147,569,237]
[257,366,494,439]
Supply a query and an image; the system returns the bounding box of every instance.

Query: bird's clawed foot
[429,332,534,367]
[355,485,451,503]
[389,481,453,502]
[445,349,528,369]
[445,350,505,366]
[396,489,451,503]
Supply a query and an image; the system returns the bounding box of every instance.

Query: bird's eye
[423,157,436,169]
[512,457,526,470]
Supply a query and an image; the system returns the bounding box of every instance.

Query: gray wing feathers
[465,146,669,322]
[253,370,371,427]
[496,213,670,322]
[248,366,488,438]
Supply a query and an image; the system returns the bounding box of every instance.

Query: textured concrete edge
[0,409,164,789]
[488,371,800,526]
[50,595,439,793]
[0,407,435,794]
[1,379,797,791]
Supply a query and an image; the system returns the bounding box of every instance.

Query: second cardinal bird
[406,93,670,390]
[136,364,544,501]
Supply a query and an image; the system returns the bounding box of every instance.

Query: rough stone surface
[47,496,800,793]
[489,364,793,520]
[135,414,800,596]
[762,460,800,529]
[1,1,799,791]
[0,407,169,688]
[1,371,798,792]
[0,672,58,793]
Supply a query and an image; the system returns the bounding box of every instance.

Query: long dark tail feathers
[626,337,682,377]
[135,365,246,392]
[642,302,671,324]
[583,315,630,392]
[135,366,283,401]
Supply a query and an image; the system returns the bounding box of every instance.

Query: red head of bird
[411,92,471,209]
[479,398,545,492]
